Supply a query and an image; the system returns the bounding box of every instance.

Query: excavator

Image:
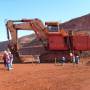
[6,18,90,62]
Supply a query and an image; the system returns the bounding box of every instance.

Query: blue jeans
[7,63,11,70]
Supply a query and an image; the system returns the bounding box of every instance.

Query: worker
[3,50,10,70]
[75,54,80,64]
[3,50,8,68]
[8,51,13,68]
[70,52,73,62]
[60,56,66,65]
[36,55,40,64]
[72,54,76,65]
[3,49,13,71]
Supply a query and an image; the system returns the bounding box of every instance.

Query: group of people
[70,52,80,64]
[3,49,13,71]
[58,52,80,65]
[2,49,80,69]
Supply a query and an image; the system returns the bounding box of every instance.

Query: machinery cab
[45,22,68,50]
[45,22,60,32]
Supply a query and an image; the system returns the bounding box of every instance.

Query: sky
[0,0,90,42]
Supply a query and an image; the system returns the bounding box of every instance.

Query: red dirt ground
[0,58,90,90]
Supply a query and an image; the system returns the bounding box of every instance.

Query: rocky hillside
[0,34,36,51]
[0,41,8,51]
[60,13,90,31]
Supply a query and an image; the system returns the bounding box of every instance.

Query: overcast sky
[0,0,90,42]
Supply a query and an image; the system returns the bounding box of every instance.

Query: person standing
[8,51,13,68]
[3,50,8,68]
[75,54,80,64]
[72,54,76,66]
[60,56,66,65]
[3,50,13,71]
[70,52,73,62]
[6,52,11,71]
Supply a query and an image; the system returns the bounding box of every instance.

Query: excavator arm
[6,18,48,49]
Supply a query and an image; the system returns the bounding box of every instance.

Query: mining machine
[6,18,90,62]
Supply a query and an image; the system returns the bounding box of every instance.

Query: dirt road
[0,59,90,90]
